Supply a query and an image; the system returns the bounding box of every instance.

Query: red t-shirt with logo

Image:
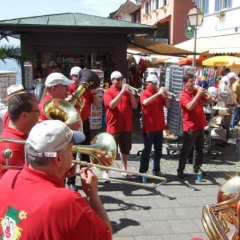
[103,86,133,134]
[180,88,207,131]
[0,166,111,240]
[140,87,167,133]
[0,126,28,179]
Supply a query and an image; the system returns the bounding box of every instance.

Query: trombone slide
[77,161,166,182]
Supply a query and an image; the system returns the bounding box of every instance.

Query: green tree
[0,32,27,65]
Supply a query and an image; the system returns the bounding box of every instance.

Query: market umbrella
[202,56,240,66]
[179,56,206,66]
[226,57,240,67]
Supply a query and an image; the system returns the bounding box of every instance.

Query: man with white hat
[103,70,138,180]
[0,120,112,239]
[139,74,170,177]
[231,72,240,128]
[38,72,81,129]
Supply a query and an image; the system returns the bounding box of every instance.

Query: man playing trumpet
[177,73,212,179]
[139,74,170,177]
[103,71,138,180]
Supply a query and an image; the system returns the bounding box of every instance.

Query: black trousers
[80,118,91,162]
[177,129,204,173]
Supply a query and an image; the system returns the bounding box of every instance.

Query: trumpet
[0,133,166,189]
[98,82,109,92]
[125,85,144,96]
[156,87,180,101]
[194,86,212,99]
[166,91,180,101]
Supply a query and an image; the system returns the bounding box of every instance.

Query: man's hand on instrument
[197,87,205,96]
[67,119,82,131]
[80,167,98,198]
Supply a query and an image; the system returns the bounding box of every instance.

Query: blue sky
[0,0,136,46]
[0,0,136,20]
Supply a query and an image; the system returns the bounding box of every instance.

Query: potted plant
[217,11,225,18]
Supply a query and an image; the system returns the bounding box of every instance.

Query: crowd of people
[0,64,239,238]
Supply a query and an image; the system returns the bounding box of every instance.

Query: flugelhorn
[0,133,166,189]
[202,176,240,240]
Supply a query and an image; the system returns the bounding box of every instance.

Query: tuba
[43,69,100,125]
[202,176,240,240]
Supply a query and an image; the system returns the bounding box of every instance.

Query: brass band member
[0,93,39,179]
[67,68,100,191]
[0,120,112,240]
[177,73,212,179]
[139,74,170,177]
[103,71,138,180]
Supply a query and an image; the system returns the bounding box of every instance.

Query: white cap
[227,72,238,79]
[26,120,85,157]
[45,73,74,87]
[111,71,123,80]
[5,84,25,101]
[207,86,218,98]
[70,66,81,76]
[146,74,158,83]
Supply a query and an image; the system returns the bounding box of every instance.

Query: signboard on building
[185,25,194,38]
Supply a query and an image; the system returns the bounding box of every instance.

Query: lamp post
[187,5,203,67]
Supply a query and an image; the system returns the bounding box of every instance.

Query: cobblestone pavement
[76,110,240,240]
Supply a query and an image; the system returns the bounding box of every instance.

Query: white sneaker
[121,172,132,179]
[102,172,110,183]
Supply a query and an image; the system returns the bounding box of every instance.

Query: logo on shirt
[0,206,27,240]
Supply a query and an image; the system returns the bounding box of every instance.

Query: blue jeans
[231,106,240,128]
[139,131,163,174]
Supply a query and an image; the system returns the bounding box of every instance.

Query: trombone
[0,133,166,189]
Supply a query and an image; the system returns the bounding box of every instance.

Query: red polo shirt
[103,86,133,134]
[0,126,28,179]
[69,83,94,121]
[180,88,207,131]
[0,166,111,240]
[38,93,52,121]
[140,87,166,133]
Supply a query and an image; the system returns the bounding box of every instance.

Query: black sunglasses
[115,78,123,81]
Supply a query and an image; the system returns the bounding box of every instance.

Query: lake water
[0,59,22,84]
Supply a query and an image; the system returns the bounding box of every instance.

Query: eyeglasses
[115,78,123,81]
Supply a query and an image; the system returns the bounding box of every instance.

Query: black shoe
[67,183,78,192]
[177,171,186,179]
[186,158,193,164]
[194,169,207,176]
